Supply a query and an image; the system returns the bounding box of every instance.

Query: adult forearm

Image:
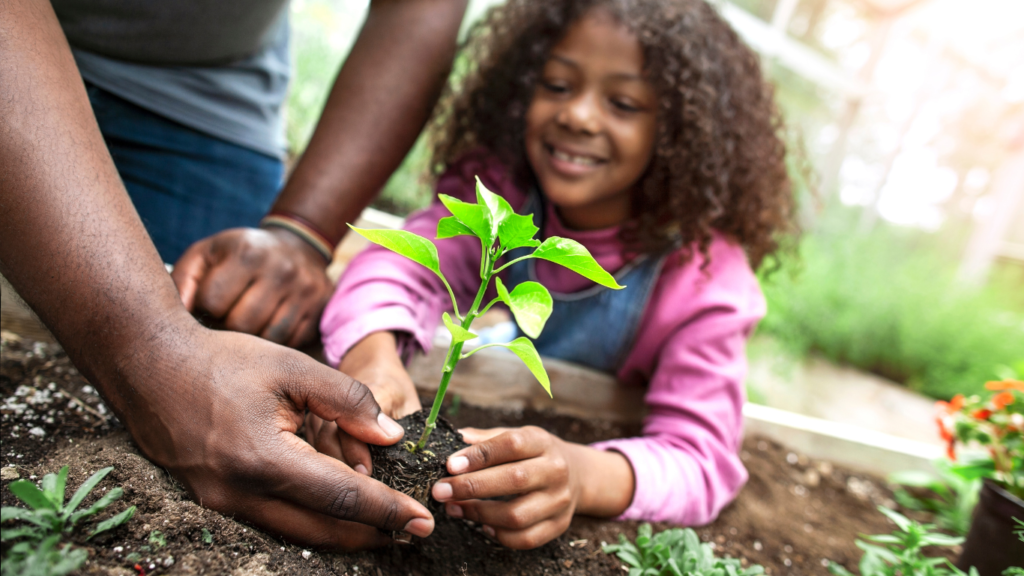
[0,0,194,416]
[273,0,468,242]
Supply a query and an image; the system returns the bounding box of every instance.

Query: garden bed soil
[1,330,958,575]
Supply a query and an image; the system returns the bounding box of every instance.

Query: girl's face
[525,9,657,230]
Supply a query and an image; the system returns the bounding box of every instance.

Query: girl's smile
[525,9,657,231]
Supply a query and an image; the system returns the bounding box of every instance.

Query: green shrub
[758,227,1024,400]
[603,523,764,576]
[1,466,135,576]
[827,507,974,576]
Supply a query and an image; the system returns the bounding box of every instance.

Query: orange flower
[972,408,992,420]
[986,380,1024,392]
[947,443,957,461]
[936,416,953,442]
[992,391,1015,410]
[937,394,966,414]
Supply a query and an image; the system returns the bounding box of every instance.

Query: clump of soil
[368,409,469,511]
[1,329,959,575]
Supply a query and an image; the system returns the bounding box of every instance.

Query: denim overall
[502,194,668,374]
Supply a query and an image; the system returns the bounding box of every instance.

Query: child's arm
[430,427,635,550]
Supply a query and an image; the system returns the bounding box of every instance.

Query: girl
[315,0,796,550]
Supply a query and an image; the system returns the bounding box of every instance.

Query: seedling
[889,459,981,536]
[1,465,136,575]
[351,177,623,451]
[602,523,764,576]
[826,506,977,576]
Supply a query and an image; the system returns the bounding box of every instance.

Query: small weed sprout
[351,177,622,450]
[888,459,981,536]
[1,465,136,576]
[602,523,764,576]
[826,506,977,576]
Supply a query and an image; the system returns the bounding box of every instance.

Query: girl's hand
[430,426,584,549]
[305,332,422,473]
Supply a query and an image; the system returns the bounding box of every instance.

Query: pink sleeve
[591,241,764,526]
[320,152,523,367]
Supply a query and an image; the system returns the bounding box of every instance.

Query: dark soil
[369,409,469,515]
[1,329,959,575]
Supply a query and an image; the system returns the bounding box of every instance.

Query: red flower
[992,391,1015,410]
[972,408,993,420]
[936,394,966,414]
[947,443,957,461]
[986,380,1024,392]
[936,417,953,442]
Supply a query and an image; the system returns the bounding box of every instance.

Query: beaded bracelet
[259,212,336,262]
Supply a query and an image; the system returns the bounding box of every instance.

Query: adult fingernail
[403,518,434,538]
[378,413,404,439]
[432,482,453,501]
[446,503,463,518]
[354,464,369,475]
[449,455,469,474]
[482,525,495,538]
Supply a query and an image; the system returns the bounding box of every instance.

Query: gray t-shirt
[54,0,291,159]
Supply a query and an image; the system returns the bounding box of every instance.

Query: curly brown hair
[429,0,798,270]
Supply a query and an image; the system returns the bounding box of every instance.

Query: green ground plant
[1004,519,1024,576]
[350,177,622,450]
[1,465,135,576]
[759,226,1024,400]
[602,523,764,576]
[889,459,981,536]
[826,506,976,576]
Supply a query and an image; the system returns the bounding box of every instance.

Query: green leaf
[475,177,512,241]
[876,506,913,532]
[349,226,441,275]
[148,529,167,548]
[63,466,113,520]
[1,526,41,543]
[495,278,552,339]
[88,506,135,540]
[438,195,491,246]
[1,506,38,523]
[201,528,213,544]
[497,213,540,251]
[70,487,124,525]
[8,480,53,511]
[41,467,69,510]
[436,216,476,240]
[505,338,551,397]
[532,237,624,290]
[442,312,477,345]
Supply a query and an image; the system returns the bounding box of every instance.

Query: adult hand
[124,324,434,549]
[172,227,334,348]
[306,331,422,473]
[430,427,583,550]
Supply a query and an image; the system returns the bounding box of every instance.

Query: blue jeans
[86,84,285,263]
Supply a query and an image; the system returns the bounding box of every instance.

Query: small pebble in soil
[301,550,312,560]
[753,541,763,551]
[783,545,793,553]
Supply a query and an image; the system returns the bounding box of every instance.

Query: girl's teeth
[552,149,598,166]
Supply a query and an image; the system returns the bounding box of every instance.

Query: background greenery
[287,0,1024,400]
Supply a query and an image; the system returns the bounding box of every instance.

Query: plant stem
[416,246,496,451]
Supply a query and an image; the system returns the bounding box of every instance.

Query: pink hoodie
[321,151,765,526]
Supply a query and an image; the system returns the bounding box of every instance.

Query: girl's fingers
[339,429,372,475]
[446,426,548,475]
[433,457,552,502]
[446,490,562,531]
[458,427,510,444]
[314,419,344,461]
[489,516,571,550]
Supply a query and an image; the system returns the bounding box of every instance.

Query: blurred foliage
[287,0,432,216]
[758,213,1024,400]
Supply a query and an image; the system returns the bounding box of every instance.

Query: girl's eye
[612,99,640,112]
[541,80,569,94]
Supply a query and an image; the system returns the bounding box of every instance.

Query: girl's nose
[556,92,602,135]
